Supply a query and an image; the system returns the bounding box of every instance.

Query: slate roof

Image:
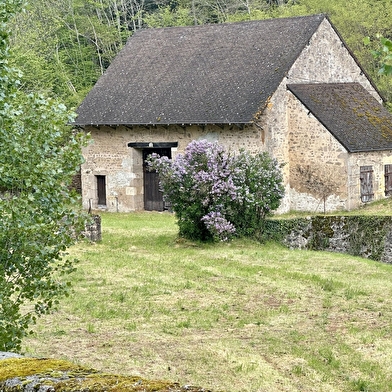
[287,83,392,152]
[75,14,326,126]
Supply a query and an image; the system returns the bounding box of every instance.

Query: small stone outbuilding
[74,14,392,213]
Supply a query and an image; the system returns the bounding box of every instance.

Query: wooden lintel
[128,142,179,149]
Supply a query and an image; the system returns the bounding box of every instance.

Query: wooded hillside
[9,0,392,109]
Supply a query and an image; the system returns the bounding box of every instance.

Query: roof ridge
[75,14,329,126]
[132,13,326,35]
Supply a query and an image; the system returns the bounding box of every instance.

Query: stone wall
[286,93,349,212]
[258,17,386,214]
[281,17,389,212]
[83,214,102,242]
[266,216,392,263]
[287,18,379,99]
[70,168,82,195]
[347,150,392,210]
[81,123,263,212]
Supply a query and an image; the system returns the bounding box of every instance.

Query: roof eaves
[73,120,254,127]
[350,146,392,153]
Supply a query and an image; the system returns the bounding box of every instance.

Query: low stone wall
[264,216,392,263]
[83,214,102,242]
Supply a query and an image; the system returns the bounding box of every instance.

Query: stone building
[74,14,392,213]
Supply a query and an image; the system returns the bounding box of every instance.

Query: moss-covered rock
[0,357,215,392]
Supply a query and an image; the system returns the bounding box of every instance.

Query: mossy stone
[0,358,215,391]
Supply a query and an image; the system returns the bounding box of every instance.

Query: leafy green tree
[9,0,126,108]
[8,0,392,109]
[144,0,279,26]
[365,35,392,77]
[144,4,194,27]
[0,0,87,352]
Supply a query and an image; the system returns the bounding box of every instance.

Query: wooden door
[360,166,374,202]
[385,164,392,196]
[143,148,171,211]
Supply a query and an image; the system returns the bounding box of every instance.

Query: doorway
[143,148,172,211]
[96,175,107,206]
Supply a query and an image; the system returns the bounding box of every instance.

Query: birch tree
[0,0,87,351]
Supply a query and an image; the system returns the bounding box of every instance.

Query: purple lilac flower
[201,211,236,241]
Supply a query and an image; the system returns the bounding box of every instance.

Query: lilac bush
[229,149,285,236]
[201,211,236,242]
[147,140,284,242]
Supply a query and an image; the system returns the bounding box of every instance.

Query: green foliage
[365,35,392,76]
[229,149,285,237]
[0,0,23,96]
[0,0,88,352]
[144,5,194,28]
[9,0,126,108]
[6,0,392,108]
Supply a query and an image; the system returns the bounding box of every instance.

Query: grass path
[24,211,392,391]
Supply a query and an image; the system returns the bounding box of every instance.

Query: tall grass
[24,211,392,392]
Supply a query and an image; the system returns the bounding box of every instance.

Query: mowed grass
[23,210,392,392]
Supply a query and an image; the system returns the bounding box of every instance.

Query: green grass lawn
[23,208,392,392]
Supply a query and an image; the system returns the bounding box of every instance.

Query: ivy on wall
[261,216,392,263]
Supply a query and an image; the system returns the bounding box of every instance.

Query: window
[360,166,373,202]
[385,165,392,196]
[96,175,107,206]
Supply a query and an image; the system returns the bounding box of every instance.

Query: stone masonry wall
[81,123,263,212]
[267,216,392,263]
[287,18,379,99]
[347,151,392,210]
[285,97,392,212]
[275,18,388,212]
[255,18,385,214]
[83,214,102,242]
[286,92,349,212]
